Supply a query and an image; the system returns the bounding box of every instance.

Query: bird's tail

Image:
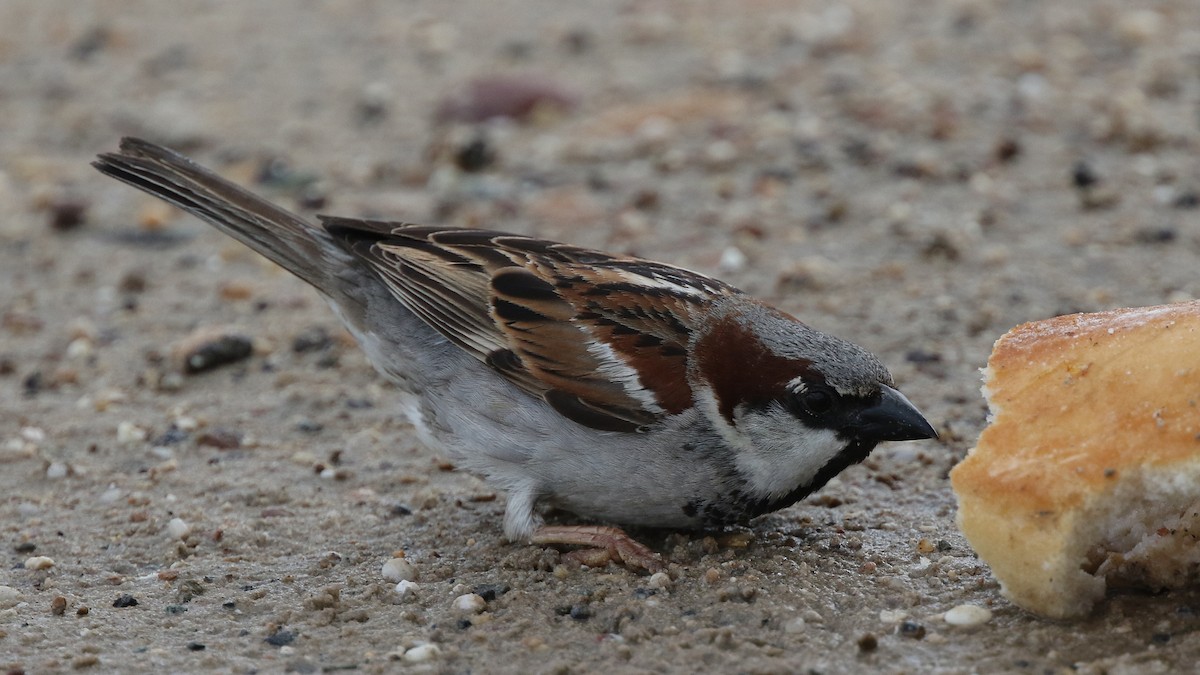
[92,137,339,289]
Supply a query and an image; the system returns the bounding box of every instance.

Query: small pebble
[381,557,417,583]
[113,594,139,608]
[943,604,992,627]
[454,593,486,613]
[403,643,441,663]
[24,555,55,570]
[897,620,926,639]
[394,580,420,599]
[51,595,67,615]
[46,461,69,479]
[175,329,254,374]
[0,585,22,609]
[857,633,878,652]
[783,617,807,633]
[647,572,672,590]
[116,421,147,444]
[166,517,191,539]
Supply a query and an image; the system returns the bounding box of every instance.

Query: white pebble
[394,580,420,599]
[167,517,191,539]
[46,462,69,479]
[0,585,22,608]
[381,557,417,583]
[453,593,486,613]
[100,487,122,502]
[783,617,807,633]
[717,246,747,273]
[879,609,908,623]
[116,421,147,444]
[647,572,672,590]
[20,427,46,443]
[24,556,55,570]
[403,643,441,663]
[944,604,992,627]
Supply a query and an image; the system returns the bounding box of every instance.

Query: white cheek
[695,386,846,499]
[734,414,843,499]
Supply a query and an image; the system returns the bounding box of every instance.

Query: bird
[93,138,936,572]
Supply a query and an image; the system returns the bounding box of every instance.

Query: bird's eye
[793,387,838,418]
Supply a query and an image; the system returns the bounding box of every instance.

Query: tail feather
[92,137,336,289]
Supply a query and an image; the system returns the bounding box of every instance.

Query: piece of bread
[951,301,1200,619]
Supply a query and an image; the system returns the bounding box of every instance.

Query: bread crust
[951,301,1200,618]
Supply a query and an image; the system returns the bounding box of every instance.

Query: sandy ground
[2,1,1200,672]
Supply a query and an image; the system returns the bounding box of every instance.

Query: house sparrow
[93,138,936,572]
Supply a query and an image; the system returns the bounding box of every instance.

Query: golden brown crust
[951,301,1200,617]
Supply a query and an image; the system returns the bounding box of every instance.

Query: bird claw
[531,525,665,573]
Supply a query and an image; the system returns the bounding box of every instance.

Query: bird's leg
[530,525,665,573]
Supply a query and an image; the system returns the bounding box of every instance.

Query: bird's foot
[530,525,665,573]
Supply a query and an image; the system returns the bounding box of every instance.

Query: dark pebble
[152,427,190,446]
[265,629,296,647]
[389,503,413,517]
[1134,227,1177,244]
[223,601,237,610]
[14,542,36,554]
[456,618,473,630]
[1151,632,1171,644]
[22,371,42,397]
[904,349,942,364]
[113,594,139,608]
[46,179,90,220]
[631,588,656,600]
[993,138,1021,163]
[1173,190,1199,209]
[295,420,324,434]
[186,642,206,652]
[183,335,253,374]
[857,633,879,652]
[568,605,592,621]
[292,326,332,353]
[897,621,926,639]
[936,540,953,552]
[454,138,496,173]
[473,583,511,602]
[345,398,374,409]
[1072,161,1099,189]
[165,605,188,615]
[196,428,242,450]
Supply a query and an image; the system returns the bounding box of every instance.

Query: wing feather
[321,219,742,430]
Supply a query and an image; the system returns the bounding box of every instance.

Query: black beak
[852,384,937,442]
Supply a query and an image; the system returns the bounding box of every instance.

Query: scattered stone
[381,557,418,583]
[943,604,992,627]
[265,628,296,647]
[897,620,927,639]
[454,593,486,613]
[403,643,441,663]
[116,421,147,444]
[196,429,242,450]
[24,556,55,570]
[186,642,206,651]
[47,197,89,231]
[783,617,807,633]
[647,572,672,590]
[174,328,254,374]
[0,585,22,609]
[394,580,420,599]
[166,517,191,539]
[454,137,496,173]
[291,326,333,353]
[51,596,67,615]
[472,583,511,602]
[113,594,139,608]
[857,633,879,652]
[46,462,69,479]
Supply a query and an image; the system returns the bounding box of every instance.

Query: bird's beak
[853,384,937,442]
